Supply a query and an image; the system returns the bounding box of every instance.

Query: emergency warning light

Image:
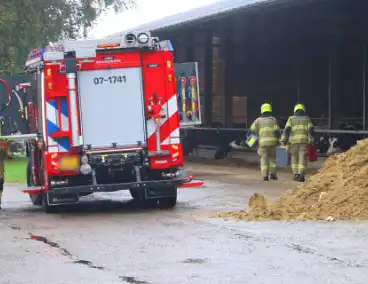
[137,33,149,44]
[97,43,120,49]
[25,31,158,69]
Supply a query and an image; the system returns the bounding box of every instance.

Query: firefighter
[0,137,13,210]
[281,104,314,182]
[249,103,280,181]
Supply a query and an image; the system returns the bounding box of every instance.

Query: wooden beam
[204,27,213,125]
[224,20,235,127]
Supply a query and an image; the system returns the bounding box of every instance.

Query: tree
[0,0,135,75]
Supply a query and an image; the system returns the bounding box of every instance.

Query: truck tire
[158,196,177,209]
[157,186,178,209]
[26,159,32,186]
[130,187,177,209]
[41,193,57,214]
[27,159,42,206]
[128,189,155,209]
[29,194,42,206]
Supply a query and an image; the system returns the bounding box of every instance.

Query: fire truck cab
[23,32,192,212]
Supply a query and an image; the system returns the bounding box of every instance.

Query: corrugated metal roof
[110,0,282,36]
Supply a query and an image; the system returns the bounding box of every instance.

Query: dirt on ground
[216,139,368,221]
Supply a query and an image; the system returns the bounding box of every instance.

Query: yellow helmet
[261,103,272,114]
[294,104,305,113]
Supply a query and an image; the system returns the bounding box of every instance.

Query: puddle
[181,258,207,264]
[119,276,148,283]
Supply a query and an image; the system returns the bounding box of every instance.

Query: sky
[91,0,219,38]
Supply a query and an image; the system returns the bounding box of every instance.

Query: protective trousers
[0,145,8,207]
[289,143,308,175]
[0,158,4,207]
[257,146,277,177]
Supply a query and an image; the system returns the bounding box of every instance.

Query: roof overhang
[108,0,317,37]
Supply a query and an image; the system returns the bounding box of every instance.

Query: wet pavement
[1,163,367,284]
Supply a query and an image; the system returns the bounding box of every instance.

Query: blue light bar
[167,40,174,52]
[27,48,45,59]
[159,40,174,52]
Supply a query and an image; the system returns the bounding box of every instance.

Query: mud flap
[46,192,80,206]
[144,185,177,199]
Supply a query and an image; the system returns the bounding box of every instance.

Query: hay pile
[216,139,368,221]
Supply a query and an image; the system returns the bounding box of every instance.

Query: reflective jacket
[250,115,279,147]
[281,114,313,144]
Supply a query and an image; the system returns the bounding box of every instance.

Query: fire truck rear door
[77,67,146,148]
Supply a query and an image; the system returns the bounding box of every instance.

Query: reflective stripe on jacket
[250,116,279,147]
[282,115,313,144]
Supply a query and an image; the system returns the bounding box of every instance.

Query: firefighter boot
[270,174,278,180]
[293,174,300,181]
[263,176,269,181]
[298,175,306,182]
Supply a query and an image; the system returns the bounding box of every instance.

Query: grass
[4,158,27,183]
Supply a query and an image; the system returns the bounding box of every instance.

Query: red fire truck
[21,32,194,212]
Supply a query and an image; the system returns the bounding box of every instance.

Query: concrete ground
[0,162,367,284]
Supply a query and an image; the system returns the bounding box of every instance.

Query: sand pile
[216,139,368,221]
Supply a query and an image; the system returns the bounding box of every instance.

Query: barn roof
[110,0,287,36]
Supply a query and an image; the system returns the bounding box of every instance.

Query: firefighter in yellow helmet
[280,104,314,182]
[249,103,280,181]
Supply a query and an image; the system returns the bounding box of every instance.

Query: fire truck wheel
[27,159,42,206]
[41,193,57,214]
[157,196,177,209]
[157,187,178,209]
[29,194,42,206]
[26,159,32,186]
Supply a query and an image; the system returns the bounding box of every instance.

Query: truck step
[178,180,204,188]
[23,187,43,194]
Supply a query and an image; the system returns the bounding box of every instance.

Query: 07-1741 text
[93,76,126,85]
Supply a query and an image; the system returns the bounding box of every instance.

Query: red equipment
[22,32,195,212]
[307,144,318,162]
[189,75,199,120]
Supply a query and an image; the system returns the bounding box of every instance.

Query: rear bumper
[50,176,191,195]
